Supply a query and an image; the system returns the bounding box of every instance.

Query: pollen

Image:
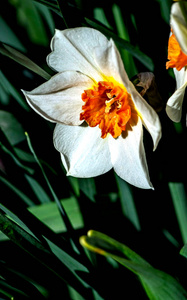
[166,31,187,71]
[80,81,134,139]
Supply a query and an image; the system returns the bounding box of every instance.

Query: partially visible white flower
[22,27,161,189]
[166,2,187,122]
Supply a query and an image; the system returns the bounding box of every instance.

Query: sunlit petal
[94,39,130,86]
[47,28,112,81]
[166,67,187,122]
[22,71,94,125]
[53,123,112,177]
[109,117,153,189]
[170,2,187,55]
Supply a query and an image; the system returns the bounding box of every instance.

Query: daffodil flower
[166,2,187,122]
[22,27,161,189]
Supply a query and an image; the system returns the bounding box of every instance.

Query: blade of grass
[1,143,34,175]
[0,43,51,80]
[112,4,137,78]
[25,132,73,230]
[0,262,46,300]
[25,132,82,253]
[0,203,38,240]
[168,182,187,244]
[28,196,84,233]
[25,174,51,204]
[115,174,141,231]
[0,175,35,206]
[0,213,91,298]
[0,71,29,110]
[78,178,96,202]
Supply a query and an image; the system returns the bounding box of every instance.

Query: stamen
[80,81,135,139]
[166,31,187,71]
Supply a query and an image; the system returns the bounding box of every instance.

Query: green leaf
[115,174,141,231]
[0,212,48,254]
[34,1,55,34]
[168,182,187,244]
[78,178,96,202]
[112,4,138,78]
[0,16,26,52]
[28,196,84,233]
[25,132,75,234]
[80,231,187,300]
[0,43,51,80]
[0,111,25,145]
[25,174,51,204]
[15,0,49,46]
[0,175,35,206]
[93,7,112,29]
[0,203,38,240]
[1,143,34,174]
[180,243,187,258]
[156,0,172,24]
[44,237,89,287]
[14,147,36,163]
[0,72,29,110]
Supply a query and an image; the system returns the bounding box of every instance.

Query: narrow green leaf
[0,175,35,206]
[1,143,34,174]
[66,176,80,197]
[33,0,61,16]
[0,44,51,80]
[0,72,29,110]
[0,212,49,254]
[25,132,75,234]
[0,279,22,299]
[93,7,112,29]
[28,197,84,233]
[112,4,138,78]
[78,178,96,202]
[0,262,46,300]
[34,1,55,34]
[0,203,38,239]
[14,147,36,163]
[115,174,141,231]
[16,0,48,46]
[0,16,26,52]
[168,182,187,244]
[0,111,25,145]
[180,243,187,258]
[44,237,90,288]
[80,231,187,300]
[156,0,172,24]
[25,174,51,203]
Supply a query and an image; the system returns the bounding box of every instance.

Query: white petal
[94,39,130,86]
[22,71,94,125]
[128,81,162,151]
[170,2,187,55]
[174,66,187,88]
[93,36,161,150]
[166,67,187,122]
[47,28,112,81]
[53,123,112,177]
[108,117,153,189]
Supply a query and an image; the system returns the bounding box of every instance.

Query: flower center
[166,31,187,71]
[80,81,133,139]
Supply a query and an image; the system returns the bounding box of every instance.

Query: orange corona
[80,81,135,139]
[166,31,187,71]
